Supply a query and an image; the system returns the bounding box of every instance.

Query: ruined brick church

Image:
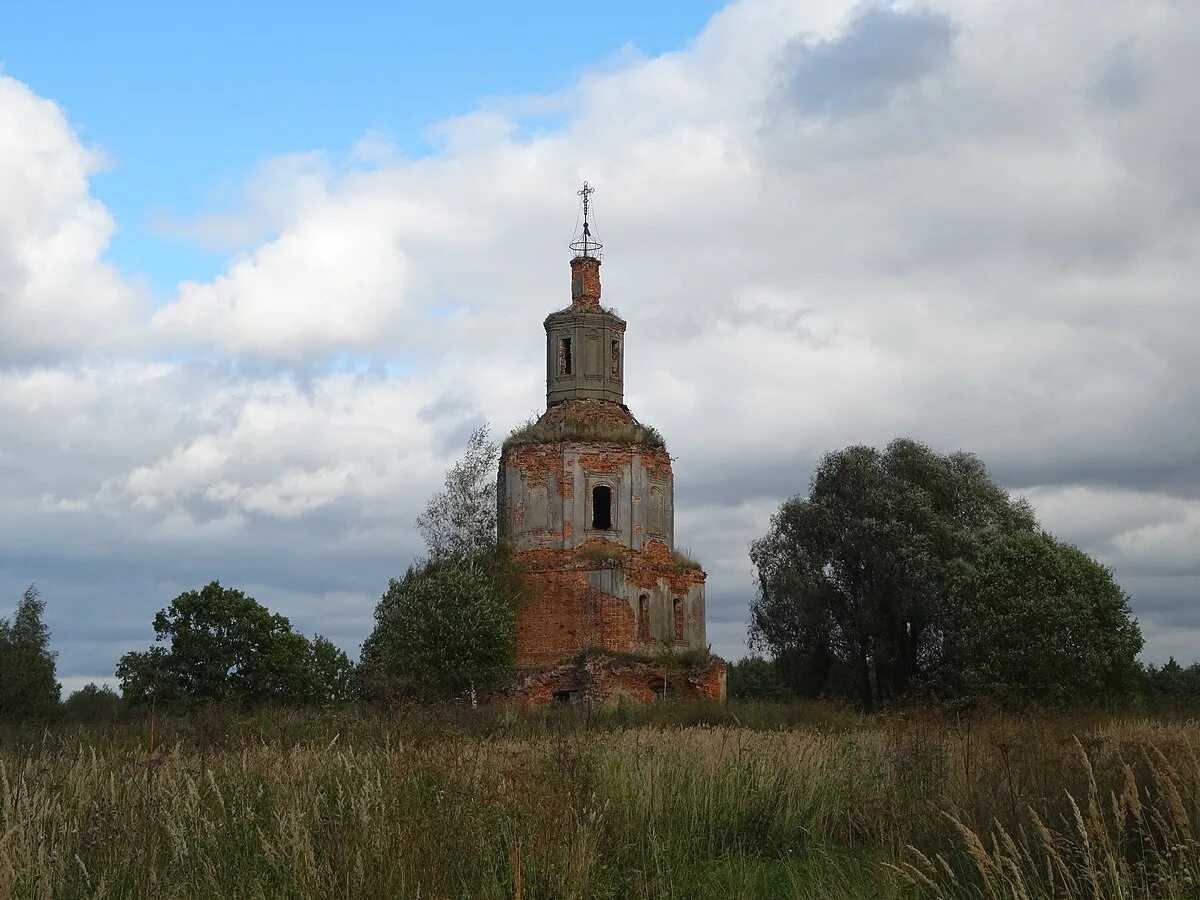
[498,185,726,705]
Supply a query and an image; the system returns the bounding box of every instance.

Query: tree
[117,581,354,706]
[750,439,1039,709]
[936,531,1143,706]
[309,635,357,702]
[360,554,520,702]
[363,425,522,702]
[115,646,180,706]
[416,425,500,561]
[726,656,791,701]
[0,584,61,721]
[62,683,125,723]
[1141,658,1200,708]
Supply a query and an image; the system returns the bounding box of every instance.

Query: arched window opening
[638,594,651,641]
[673,597,685,642]
[592,485,612,530]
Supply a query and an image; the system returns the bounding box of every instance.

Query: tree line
[0,432,1189,721]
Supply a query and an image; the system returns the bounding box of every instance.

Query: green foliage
[748,438,1142,710]
[0,584,61,721]
[365,424,523,702]
[936,530,1144,706]
[62,683,125,723]
[117,581,354,707]
[359,553,520,702]
[651,644,712,670]
[416,424,499,562]
[750,439,1036,708]
[1140,657,1200,708]
[308,635,357,702]
[727,655,791,701]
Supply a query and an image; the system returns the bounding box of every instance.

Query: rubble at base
[502,651,727,708]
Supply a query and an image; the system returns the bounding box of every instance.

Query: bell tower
[545,182,626,406]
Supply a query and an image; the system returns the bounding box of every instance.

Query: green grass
[3,703,1200,898]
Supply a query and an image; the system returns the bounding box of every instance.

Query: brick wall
[514,567,638,667]
[512,543,706,668]
[504,654,727,708]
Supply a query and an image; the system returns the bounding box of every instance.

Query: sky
[1,0,1197,693]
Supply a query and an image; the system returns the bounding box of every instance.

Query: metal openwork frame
[569,181,604,258]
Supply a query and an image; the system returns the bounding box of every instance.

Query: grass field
[2,701,1199,898]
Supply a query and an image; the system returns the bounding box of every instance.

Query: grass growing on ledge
[670,547,703,571]
[577,542,626,569]
[546,302,623,319]
[503,416,666,451]
[653,644,713,669]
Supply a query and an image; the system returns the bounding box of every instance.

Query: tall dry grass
[1,703,1198,898]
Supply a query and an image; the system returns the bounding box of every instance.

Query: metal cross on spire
[569,180,603,258]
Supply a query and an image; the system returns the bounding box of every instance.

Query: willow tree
[750,439,1036,708]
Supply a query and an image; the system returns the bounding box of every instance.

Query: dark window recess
[673,597,685,641]
[559,337,573,375]
[611,339,621,378]
[638,594,651,641]
[592,485,612,530]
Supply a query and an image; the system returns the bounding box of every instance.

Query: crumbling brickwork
[569,256,602,308]
[504,653,727,708]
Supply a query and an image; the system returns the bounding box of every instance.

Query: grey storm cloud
[1091,41,1146,110]
[784,4,955,117]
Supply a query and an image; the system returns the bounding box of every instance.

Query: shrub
[727,656,791,701]
[360,552,521,703]
[62,683,125,722]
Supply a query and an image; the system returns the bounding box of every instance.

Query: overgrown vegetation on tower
[503,414,666,451]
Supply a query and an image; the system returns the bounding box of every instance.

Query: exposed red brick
[502,654,727,708]
[569,256,602,308]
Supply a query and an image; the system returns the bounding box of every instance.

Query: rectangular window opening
[559,337,573,376]
[592,485,612,530]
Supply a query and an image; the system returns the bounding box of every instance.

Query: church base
[502,650,726,708]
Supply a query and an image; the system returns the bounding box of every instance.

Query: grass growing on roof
[504,415,666,451]
[670,547,702,571]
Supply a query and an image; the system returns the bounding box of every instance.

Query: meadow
[2,702,1199,899]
